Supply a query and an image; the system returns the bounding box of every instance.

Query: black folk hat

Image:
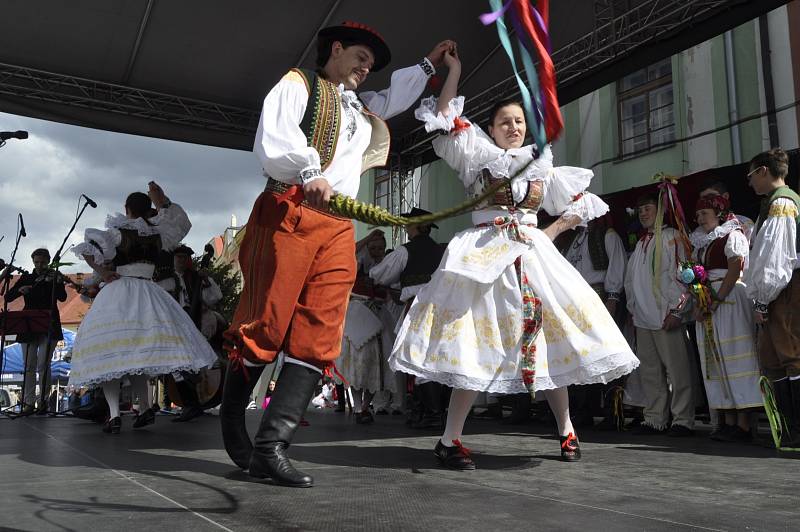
[173,244,195,257]
[400,207,438,229]
[318,21,391,72]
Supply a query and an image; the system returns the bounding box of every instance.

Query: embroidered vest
[481,169,545,210]
[400,235,446,288]
[292,68,391,174]
[700,234,731,271]
[755,185,800,252]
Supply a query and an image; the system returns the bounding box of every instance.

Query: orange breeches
[224,191,356,368]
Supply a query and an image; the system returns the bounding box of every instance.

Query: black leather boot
[786,378,800,447]
[248,363,320,487]
[219,363,265,469]
[772,378,799,447]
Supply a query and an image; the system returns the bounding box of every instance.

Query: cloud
[0,112,263,272]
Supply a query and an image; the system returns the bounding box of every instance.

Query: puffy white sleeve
[724,230,749,259]
[254,71,321,182]
[746,198,798,305]
[369,246,408,287]
[604,230,627,298]
[359,60,434,120]
[540,146,609,225]
[72,227,122,264]
[151,203,191,251]
[202,276,223,307]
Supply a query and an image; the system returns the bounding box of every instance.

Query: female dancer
[390,48,638,466]
[690,195,761,442]
[69,182,218,433]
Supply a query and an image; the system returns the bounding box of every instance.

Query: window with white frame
[618,58,675,157]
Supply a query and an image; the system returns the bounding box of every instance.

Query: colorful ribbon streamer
[481,0,563,151]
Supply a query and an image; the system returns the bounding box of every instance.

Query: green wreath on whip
[325,159,535,227]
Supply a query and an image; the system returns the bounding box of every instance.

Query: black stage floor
[0,409,797,531]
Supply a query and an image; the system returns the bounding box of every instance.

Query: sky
[0,111,264,273]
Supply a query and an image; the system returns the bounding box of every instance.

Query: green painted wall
[420,159,472,243]
[732,21,764,158]
[563,100,582,165]
[711,34,734,165]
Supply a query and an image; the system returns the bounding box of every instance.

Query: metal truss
[0,62,259,135]
[384,154,421,245]
[395,0,755,158]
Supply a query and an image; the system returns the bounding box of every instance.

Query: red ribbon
[276,184,305,205]
[452,439,472,458]
[323,363,350,389]
[227,345,250,382]
[512,0,563,142]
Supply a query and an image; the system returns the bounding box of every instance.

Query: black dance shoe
[434,439,476,470]
[172,405,205,423]
[132,407,156,428]
[560,432,581,462]
[103,416,122,434]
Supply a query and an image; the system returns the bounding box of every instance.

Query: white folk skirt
[695,276,761,410]
[390,222,639,394]
[69,264,218,387]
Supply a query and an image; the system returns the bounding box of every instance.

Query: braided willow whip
[759,376,800,452]
[328,158,536,227]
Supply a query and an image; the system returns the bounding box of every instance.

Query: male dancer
[221,21,455,487]
[745,148,800,446]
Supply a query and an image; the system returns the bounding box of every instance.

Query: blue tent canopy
[1,329,75,380]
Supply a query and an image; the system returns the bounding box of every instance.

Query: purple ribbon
[479,0,513,25]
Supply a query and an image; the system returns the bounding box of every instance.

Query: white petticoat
[69,265,218,387]
[338,298,402,393]
[389,223,639,393]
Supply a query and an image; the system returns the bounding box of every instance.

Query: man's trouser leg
[635,327,670,430]
[36,338,53,411]
[652,327,695,429]
[759,275,800,442]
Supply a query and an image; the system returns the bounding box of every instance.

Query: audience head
[636,192,659,230]
[695,194,730,233]
[748,148,789,195]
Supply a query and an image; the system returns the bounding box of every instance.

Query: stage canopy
[0,0,788,160]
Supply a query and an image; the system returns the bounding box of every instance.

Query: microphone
[0,130,28,140]
[81,194,98,208]
[19,213,26,237]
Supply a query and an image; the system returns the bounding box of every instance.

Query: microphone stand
[0,225,25,419]
[39,196,95,417]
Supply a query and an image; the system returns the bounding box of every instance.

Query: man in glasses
[745,148,800,447]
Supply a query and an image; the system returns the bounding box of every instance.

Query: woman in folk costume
[389,48,638,467]
[69,182,217,434]
[338,231,400,424]
[690,194,761,442]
